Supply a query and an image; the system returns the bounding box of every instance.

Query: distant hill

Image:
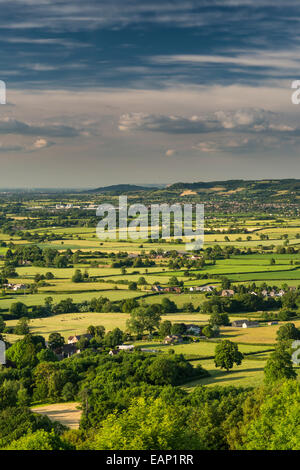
[168,179,300,191]
[84,179,300,205]
[87,184,159,194]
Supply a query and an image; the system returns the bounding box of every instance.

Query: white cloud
[150,50,300,71]
[193,141,217,153]
[32,138,52,149]
[118,108,297,137]
[165,148,176,156]
[118,112,220,133]
[193,134,282,153]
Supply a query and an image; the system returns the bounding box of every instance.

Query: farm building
[190,285,216,293]
[140,348,159,353]
[231,320,259,328]
[117,344,134,351]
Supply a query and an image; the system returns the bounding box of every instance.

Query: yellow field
[220,321,300,344]
[31,403,82,429]
[5,311,215,342]
[5,309,297,345]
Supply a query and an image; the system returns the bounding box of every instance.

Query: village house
[277,289,286,297]
[189,286,201,292]
[4,283,27,291]
[231,319,248,327]
[242,320,259,328]
[61,343,77,359]
[201,285,217,292]
[262,289,286,298]
[185,324,202,335]
[13,284,27,291]
[109,349,119,356]
[164,335,183,344]
[221,289,235,297]
[163,286,182,294]
[190,285,216,293]
[152,285,164,292]
[67,334,93,344]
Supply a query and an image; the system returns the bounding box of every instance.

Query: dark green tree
[214,340,243,371]
[264,344,296,383]
[48,332,65,352]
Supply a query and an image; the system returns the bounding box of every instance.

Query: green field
[2,204,300,390]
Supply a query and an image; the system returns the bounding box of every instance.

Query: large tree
[214,340,243,372]
[9,302,28,318]
[126,306,161,336]
[276,323,300,342]
[264,344,296,384]
[48,332,65,352]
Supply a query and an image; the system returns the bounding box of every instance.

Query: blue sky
[0,0,300,187]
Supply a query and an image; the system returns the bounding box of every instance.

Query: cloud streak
[119,108,296,136]
[0,117,82,137]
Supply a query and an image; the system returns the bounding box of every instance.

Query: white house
[117,344,134,351]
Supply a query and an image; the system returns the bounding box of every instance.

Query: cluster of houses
[261,289,287,298]
[3,283,27,291]
[164,324,203,344]
[152,285,182,294]
[55,334,93,359]
[59,334,161,358]
[149,251,202,260]
[163,335,183,344]
[189,285,235,296]
[54,204,98,211]
[189,285,294,298]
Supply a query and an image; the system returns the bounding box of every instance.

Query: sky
[0,0,300,188]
